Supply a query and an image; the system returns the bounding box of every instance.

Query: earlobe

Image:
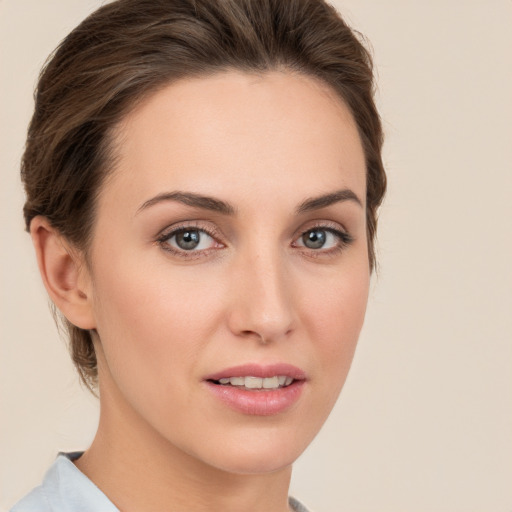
[30,216,96,330]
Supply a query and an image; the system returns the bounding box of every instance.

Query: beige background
[1,1,511,511]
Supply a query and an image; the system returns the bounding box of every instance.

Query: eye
[157,225,221,255]
[171,229,209,251]
[294,226,353,253]
[301,229,331,249]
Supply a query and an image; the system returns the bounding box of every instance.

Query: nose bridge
[228,241,295,342]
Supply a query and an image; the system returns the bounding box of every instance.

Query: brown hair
[22,0,386,393]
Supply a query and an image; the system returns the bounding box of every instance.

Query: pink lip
[204,363,307,381]
[204,363,306,416]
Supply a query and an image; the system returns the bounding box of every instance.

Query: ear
[30,216,96,330]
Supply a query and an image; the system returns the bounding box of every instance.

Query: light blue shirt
[10,452,310,512]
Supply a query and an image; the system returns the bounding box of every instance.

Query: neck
[75,370,293,512]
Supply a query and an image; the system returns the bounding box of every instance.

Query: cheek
[89,256,223,392]
[301,261,370,397]
[304,261,369,344]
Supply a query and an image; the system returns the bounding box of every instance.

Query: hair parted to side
[22,0,386,394]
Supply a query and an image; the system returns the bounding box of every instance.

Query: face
[85,70,369,475]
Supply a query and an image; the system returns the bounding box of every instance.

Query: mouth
[208,375,296,390]
[204,364,306,415]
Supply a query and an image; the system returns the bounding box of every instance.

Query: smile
[213,375,294,390]
[204,364,306,415]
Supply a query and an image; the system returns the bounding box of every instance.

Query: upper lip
[204,363,307,382]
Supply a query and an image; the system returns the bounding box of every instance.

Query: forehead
[103,70,366,211]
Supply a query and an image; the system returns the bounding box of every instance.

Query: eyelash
[293,224,354,258]
[156,221,223,260]
[155,221,354,260]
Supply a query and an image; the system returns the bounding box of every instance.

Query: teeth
[262,376,279,389]
[216,375,294,389]
[245,377,263,389]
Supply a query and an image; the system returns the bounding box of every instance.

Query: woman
[11,0,386,510]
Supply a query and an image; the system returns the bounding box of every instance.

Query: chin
[207,447,297,475]
[186,424,314,476]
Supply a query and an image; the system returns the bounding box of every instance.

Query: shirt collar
[41,451,118,511]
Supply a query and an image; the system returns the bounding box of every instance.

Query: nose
[226,247,296,344]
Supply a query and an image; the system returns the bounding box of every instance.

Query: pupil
[304,230,326,249]
[176,230,200,250]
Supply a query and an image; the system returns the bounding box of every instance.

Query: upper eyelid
[157,221,223,241]
[294,219,350,238]
[293,227,352,246]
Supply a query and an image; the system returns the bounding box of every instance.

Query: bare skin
[32,70,369,512]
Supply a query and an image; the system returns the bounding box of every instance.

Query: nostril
[240,330,269,344]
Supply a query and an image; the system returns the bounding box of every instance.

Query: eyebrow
[296,188,363,213]
[137,188,362,216]
[137,191,236,215]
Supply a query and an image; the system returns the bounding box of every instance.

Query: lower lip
[204,380,305,416]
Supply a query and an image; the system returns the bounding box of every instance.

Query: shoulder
[9,452,118,512]
[10,485,51,512]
